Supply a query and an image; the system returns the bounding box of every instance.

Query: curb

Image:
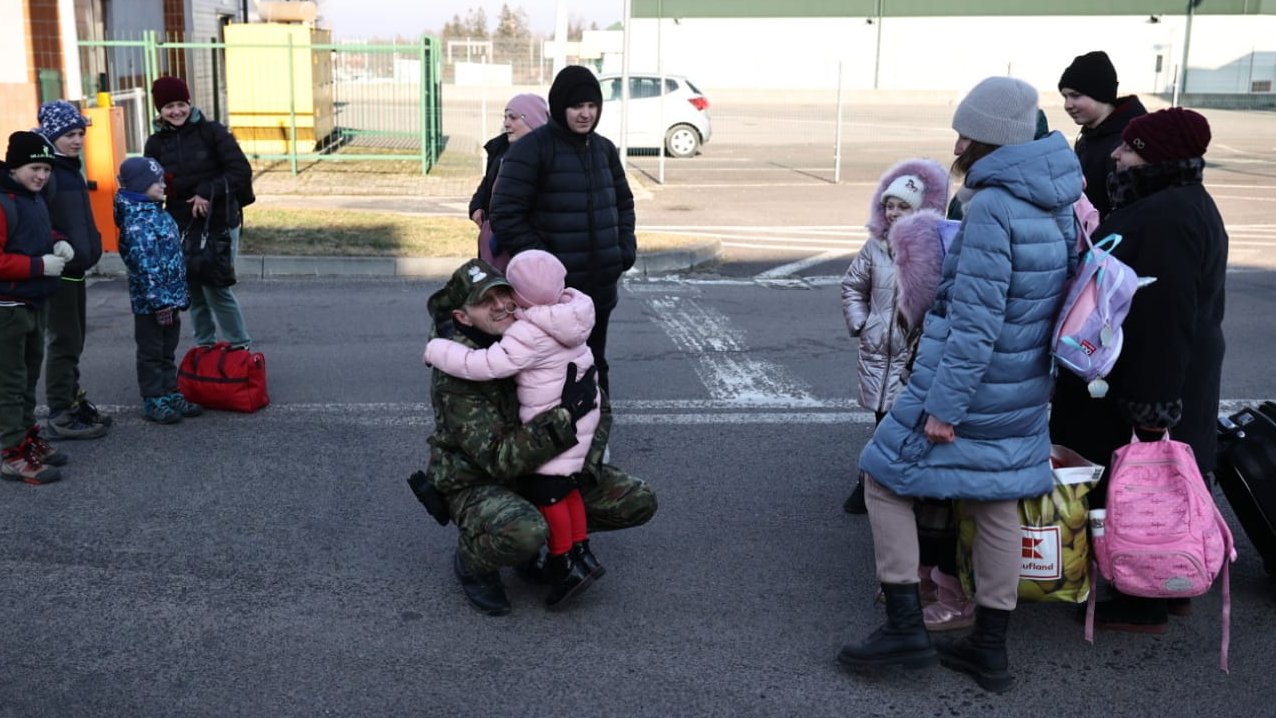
[91,240,721,280]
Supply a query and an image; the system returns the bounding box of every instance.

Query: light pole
[1173,0,1204,107]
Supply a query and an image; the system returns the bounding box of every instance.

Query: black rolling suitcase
[1216,403,1276,577]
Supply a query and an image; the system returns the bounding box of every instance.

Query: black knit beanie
[1058,51,1119,105]
[5,131,55,169]
[548,65,603,128]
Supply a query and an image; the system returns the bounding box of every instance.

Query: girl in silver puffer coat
[839,158,949,512]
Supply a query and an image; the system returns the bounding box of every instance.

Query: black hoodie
[488,67,635,307]
[1074,95,1148,218]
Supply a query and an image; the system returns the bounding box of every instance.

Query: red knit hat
[1122,107,1211,164]
[152,76,191,110]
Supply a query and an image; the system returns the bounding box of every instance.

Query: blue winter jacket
[860,132,1082,501]
[114,191,189,315]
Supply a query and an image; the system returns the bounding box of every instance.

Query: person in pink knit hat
[469,93,549,270]
[424,249,603,610]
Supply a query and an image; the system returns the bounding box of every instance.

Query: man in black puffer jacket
[489,65,636,396]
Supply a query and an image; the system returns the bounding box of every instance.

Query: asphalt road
[1,265,1274,716]
[4,95,1274,716]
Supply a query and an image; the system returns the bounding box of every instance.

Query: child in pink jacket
[424,249,603,607]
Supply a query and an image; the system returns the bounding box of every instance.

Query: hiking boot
[937,606,1014,693]
[165,392,205,418]
[838,583,938,670]
[72,389,113,428]
[924,568,976,631]
[2,445,62,485]
[143,396,182,425]
[45,406,109,440]
[25,426,69,467]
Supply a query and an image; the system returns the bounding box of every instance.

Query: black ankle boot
[571,539,606,579]
[843,474,867,515]
[453,551,511,616]
[514,544,551,585]
[937,605,1012,693]
[544,551,596,610]
[838,583,937,669]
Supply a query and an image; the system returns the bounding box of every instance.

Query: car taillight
[688,97,709,111]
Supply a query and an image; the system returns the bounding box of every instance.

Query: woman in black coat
[1050,108,1228,632]
[489,66,636,396]
[468,93,547,268]
[144,76,253,349]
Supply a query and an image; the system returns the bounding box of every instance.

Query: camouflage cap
[427,258,512,319]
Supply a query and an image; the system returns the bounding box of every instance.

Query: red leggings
[537,489,587,556]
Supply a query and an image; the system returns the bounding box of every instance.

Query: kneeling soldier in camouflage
[410,259,657,615]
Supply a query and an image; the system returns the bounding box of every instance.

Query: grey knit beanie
[952,77,1039,147]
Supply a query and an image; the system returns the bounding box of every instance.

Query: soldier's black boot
[838,583,937,669]
[936,606,1013,693]
[453,550,511,616]
[571,539,606,579]
[544,551,595,610]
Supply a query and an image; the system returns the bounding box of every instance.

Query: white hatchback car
[595,73,712,158]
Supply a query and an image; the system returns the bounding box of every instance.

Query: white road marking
[646,295,817,404]
[55,398,1268,427]
[756,249,854,279]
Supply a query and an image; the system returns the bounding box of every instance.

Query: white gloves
[41,254,67,277]
[52,240,75,261]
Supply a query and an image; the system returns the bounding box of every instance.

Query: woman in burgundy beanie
[144,76,254,350]
[1050,104,1228,635]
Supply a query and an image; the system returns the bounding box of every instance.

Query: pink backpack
[1086,432,1237,671]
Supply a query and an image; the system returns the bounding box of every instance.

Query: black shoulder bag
[182,179,237,288]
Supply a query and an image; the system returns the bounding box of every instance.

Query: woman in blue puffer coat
[838,77,1082,694]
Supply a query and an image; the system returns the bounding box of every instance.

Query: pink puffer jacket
[424,288,600,476]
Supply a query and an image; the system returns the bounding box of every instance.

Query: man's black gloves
[408,470,451,526]
[560,362,598,423]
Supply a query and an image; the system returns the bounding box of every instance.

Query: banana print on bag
[957,445,1103,603]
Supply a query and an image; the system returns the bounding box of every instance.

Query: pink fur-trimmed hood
[866,158,951,240]
[889,208,948,331]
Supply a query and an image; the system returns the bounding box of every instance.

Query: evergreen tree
[495,4,532,40]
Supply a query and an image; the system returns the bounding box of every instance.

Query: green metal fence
[78,32,442,175]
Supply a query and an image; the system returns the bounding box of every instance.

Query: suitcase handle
[188,344,245,380]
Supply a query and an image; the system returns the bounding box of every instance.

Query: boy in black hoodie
[489,65,636,398]
[0,132,73,485]
[37,100,110,439]
[1058,50,1148,219]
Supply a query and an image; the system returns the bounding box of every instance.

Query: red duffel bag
[177,342,270,413]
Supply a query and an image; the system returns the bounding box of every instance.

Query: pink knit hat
[506,93,549,130]
[505,250,566,308]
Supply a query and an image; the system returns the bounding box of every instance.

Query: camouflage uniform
[424,260,657,574]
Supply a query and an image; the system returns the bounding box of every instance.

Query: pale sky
[318,0,625,38]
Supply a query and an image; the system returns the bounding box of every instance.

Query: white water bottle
[1089,508,1106,538]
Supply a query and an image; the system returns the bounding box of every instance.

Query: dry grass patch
[241,207,711,257]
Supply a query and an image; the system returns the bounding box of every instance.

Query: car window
[684,79,702,95]
[665,78,679,93]
[601,78,621,102]
[631,77,670,99]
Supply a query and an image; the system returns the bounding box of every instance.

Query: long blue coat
[860,132,1082,501]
